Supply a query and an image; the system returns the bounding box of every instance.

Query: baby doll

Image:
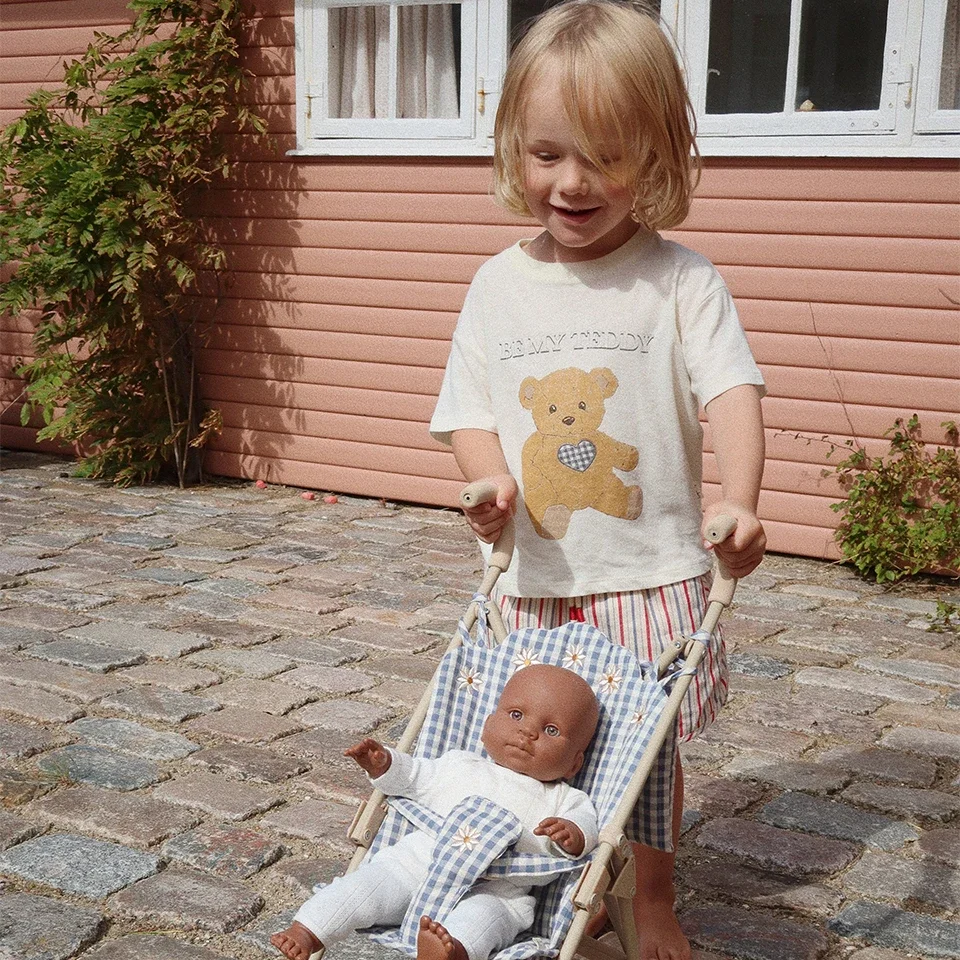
[271,664,600,960]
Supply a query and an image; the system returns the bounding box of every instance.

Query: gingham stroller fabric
[363,614,677,960]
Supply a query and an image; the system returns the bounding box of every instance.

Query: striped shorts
[496,574,727,742]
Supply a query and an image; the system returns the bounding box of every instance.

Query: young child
[429,2,767,958]
[271,664,600,960]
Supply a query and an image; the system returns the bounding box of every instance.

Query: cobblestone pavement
[1,449,959,960]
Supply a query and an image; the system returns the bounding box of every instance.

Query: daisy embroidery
[512,648,541,671]
[452,826,481,851]
[457,667,483,694]
[597,670,622,694]
[631,710,644,724]
[562,644,586,671]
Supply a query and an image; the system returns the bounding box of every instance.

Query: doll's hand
[702,502,766,579]
[345,738,392,778]
[461,474,518,544]
[534,817,585,857]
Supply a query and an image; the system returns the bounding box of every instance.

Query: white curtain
[941,0,960,110]
[333,5,459,119]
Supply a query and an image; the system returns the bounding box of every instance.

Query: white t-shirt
[430,230,765,598]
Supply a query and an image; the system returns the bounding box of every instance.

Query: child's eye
[535,151,558,162]
[510,709,523,721]
[544,724,560,737]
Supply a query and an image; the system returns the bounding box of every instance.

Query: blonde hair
[493,0,700,231]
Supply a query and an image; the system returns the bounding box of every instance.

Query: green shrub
[826,415,960,583]
[0,0,263,486]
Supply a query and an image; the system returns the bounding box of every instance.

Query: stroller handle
[459,481,516,574]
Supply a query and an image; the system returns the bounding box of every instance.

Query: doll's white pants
[294,833,535,960]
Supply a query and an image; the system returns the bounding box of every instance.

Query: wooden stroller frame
[342,482,738,960]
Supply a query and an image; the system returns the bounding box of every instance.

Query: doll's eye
[545,724,560,737]
[510,710,523,721]
[548,404,557,414]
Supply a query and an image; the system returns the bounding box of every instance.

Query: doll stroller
[335,482,738,960]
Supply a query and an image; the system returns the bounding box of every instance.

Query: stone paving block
[845,850,960,911]
[64,621,210,659]
[152,770,282,821]
[185,706,301,743]
[918,828,960,866]
[275,663,376,694]
[187,619,280,647]
[0,624,61,649]
[293,699,393,734]
[3,585,115,611]
[842,781,960,822]
[696,818,859,875]
[101,531,176,550]
[780,582,865,602]
[125,566,209,585]
[28,783,200,846]
[118,662,221,691]
[681,903,829,960]
[760,791,918,850]
[701,719,813,757]
[90,601,186,628]
[829,901,960,957]
[188,577,266,599]
[187,743,308,783]
[161,823,283,879]
[0,556,56,577]
[101,685,221,723]
[877,702,960,735]
[37,744,164,791]
[683,773,766,819]
[186,646,295,679]
[1,605,91,631]
[0,656,127,703]
[817,746,937,788]
[167,591,248,620]
[272,728,359,764]
[856,656,960,690]
[273,855,345,898]
[0,892,103,960]
[866,596,941,617]
[683,862,842,914]
[329,620,435,654]
[775,627,900,658]
[722,752,848,794]
[260,797,354,846]
[205,678,313,716]
[300,760,371,804]
[880,726,960,761]
[366,655,443,684]
[109,866,264,933]
[0,833,159,897]
[254,585,345,615]
[164,545,249,563]
[0,720,59,760]
[84,936,229,959]
[732,641,848,669]
[26,638,145,673]
[746,698,883,742]
[261,635,366,666]
[796,666,940,704]
[0,679,85,723]
[69,717,199,761]
[0,808,46,850]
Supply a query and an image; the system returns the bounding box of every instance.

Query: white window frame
[292,0,960,157]
[292,0,507,155]
[915,0,960,130]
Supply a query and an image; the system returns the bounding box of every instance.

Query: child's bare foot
[270,921,323,960]
[417,916,469,960]
[635,897,690,960]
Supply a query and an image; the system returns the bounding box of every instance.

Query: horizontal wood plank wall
[2,0,958,562]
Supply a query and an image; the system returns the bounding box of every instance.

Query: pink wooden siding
[2,0,959,563]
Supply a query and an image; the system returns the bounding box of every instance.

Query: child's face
[481,664,598,782]
[520,64,638,263]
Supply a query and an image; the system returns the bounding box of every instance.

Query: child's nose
[556,158,590,194]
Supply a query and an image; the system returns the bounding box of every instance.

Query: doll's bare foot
[271,921,323,960]
[417,916,469,960]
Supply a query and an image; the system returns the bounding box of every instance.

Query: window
[293,0,958,156]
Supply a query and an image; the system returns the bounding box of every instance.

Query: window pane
[706,0,792,114]
[796,0,889,111]
[327,5,461,119]
[941,0,960,110]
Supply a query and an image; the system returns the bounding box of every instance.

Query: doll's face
[481,664,599,782]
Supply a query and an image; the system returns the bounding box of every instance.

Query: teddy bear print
[519,367,643,540]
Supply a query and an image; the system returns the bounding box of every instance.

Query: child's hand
[345,738,392,778]
[461,474,518,544]
[702,502,766,579]
[534,817,585,856]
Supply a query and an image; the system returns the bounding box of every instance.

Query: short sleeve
[429,278,498,446]
[679,280,766,408]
